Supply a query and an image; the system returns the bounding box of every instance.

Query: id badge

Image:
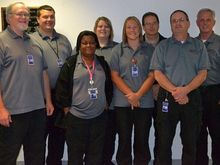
[132,65,139,77]
[162,98,169,112]
[57,58,63,68]
[88,88,98,100]
[27,54,34,65]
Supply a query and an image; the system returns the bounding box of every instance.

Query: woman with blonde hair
[110,16,155,165]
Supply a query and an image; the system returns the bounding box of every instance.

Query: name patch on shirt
[27,54,34,65]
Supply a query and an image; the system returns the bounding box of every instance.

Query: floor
[17,160,212,165]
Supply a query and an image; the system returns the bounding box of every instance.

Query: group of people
[0,2,219,165]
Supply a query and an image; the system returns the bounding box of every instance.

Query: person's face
[80,35,97,58]
[126,19,140,41]
[196,11,215,34]
[95,20,111,40]
[143,15,159,36]
[37,9,55,32]
[170,11,190,35]
[8,3,30,33]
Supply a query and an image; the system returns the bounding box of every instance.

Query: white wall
[1,0,220,45]
[0,0,215,161]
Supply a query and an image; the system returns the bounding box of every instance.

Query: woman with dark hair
[55,30,113,165]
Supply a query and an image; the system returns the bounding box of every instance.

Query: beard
[17,23,29,32]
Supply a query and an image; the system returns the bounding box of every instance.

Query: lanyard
[82,57,95,85]
[46,40,59,59]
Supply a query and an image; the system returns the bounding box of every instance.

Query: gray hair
[6,2,29,23]
[197,8,215,20]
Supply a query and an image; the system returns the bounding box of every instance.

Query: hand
[126,92,140,104]
[176,95,189,105]
[130,102,140,110]
[172,86,189,102]
[126,92,140,109]
[0,107,12,127]
[63,107,70,115]
[46,102,54,116]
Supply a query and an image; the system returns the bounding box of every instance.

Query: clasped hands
[126,92,141,110]
[171,86,189,105]
[125,86,190,109]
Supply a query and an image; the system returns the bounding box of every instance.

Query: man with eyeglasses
[142,12,166,47]
[195,8,220,165]
[142,12,166,165]
[0,2,54,165]
[9,12,30,18]
[30,5,72,165]
[150,10,209,165]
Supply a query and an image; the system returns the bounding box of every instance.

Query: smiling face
[170,11,190,36]
[125,19,141,41]
[37,9,55,33]
[196,10,215,35]
[7,3,30,35]
[80,35,97,59]
[95,20,111,41]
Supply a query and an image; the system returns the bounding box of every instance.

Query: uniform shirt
[150,36,210,86]
[110,42,154,108]
[96,40,118,110]
[143,33,166,48]
[70,53,106,119]
[0,27,47,115]
[31,28,72,89]
[96,41,118,64]
[197,32,220,85]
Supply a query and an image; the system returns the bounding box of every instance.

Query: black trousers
[196,85,220,165]
[153,100,158,165]
[115,106,153,165]
[45,91,66,165]
[155,88,202,165]
[102,109,117,165]
[0,109,46,165]
[65,111,107,165]
[45,110,66,165]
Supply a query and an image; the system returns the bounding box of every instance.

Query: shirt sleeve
[198,42,210,71]
[149,43,165,72]
[109,44,121,73]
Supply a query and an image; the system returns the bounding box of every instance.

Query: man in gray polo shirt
[195,8,220,165]
[0,2,54,165]
[31,5,72,165]
[150,10,209,165]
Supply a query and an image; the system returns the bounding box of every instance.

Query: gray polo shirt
[95,40,118,110]
[197,32,220,85]
[70,53,106,119]
[31,28,72,89]
[110,42,154,108]
[150,36,209,86]
[96,41,118,64]
[0,27,47,115]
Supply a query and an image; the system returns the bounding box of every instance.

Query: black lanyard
[46,39,59,59]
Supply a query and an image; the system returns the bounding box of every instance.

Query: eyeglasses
[144,22,158,26]
[10,13,30,18]
[171,18,187,24]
